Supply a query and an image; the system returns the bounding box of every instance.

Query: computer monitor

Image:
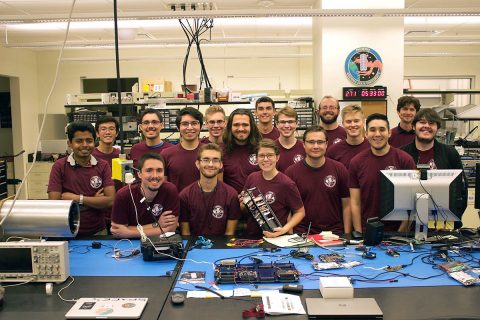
[379,169,463,241]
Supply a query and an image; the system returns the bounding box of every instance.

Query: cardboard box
[319,277,353,299]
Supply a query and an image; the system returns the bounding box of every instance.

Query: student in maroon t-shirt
[222,108,262,193]
[274,106,305,172]
[326,104,369,169]
[111,153,179,238]
[129,108,173,170]
[255,96,280,140]
[200,105,226,144]
[318,95,346,147]
[285,126,350,235]
[179,144,241,236]
[161,107,203,192]
[48,121,115,236]
[389,96,421,148]
[242,139,304,238]
[349,113,416,233]
[92,116,122,232]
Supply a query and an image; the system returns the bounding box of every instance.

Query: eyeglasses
[99,126,117,132]
[277,120,297,125]
[257,153,276,160]
[141,120,161,126]
[207,120,225,125]
[305,140,326,146]
[180,121,201,127]
[320,106,338,111]
[199,158,221,165]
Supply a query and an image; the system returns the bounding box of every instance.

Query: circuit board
[214,261,299,284]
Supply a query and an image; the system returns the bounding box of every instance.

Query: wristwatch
[79,194,84,205]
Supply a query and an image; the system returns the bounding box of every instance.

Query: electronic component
[438,261,469,273]
[214,261,299,284]
[318,253,345,263]
[362,251,376,259]
[282,284,303,293]
[140,234,183,261]
[448,271,479,286]
[0,241,69,283]
[242,187,282,232]
[386,249,399,257]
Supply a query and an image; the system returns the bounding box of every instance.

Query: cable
[1,278,34,288]
[57,276,77,303]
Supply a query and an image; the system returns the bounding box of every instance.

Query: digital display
[0,248,33,273]
[343,86,387,100]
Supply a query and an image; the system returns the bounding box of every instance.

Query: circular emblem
[265,191,276,204]
[428,159,437,170]
[345,47,383,85]
[90,176,102,189]
[212,205,224,219]
[332,138,342,145]
[293,154,304,163]
[385,166,396,170]
[248,154,258,166]
[151,204,164,217]
[324,175,337,188]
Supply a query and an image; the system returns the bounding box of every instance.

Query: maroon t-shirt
[47,156,114,236]
[179,180,241,236]
[326,139,370,169]
[418,148,437,169]
[285,158,349,235]
[161,143,202,192]
[349,147,416,231]
[275,139,305,172]
[128,140,173,170]
[111,181,179,227]
[243,171,303,237]
[261,127,280,140]
[389,125,415,148]
[222,145,260,193]
[326,126,347,147]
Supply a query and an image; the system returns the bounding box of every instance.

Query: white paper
[261,293,306,315]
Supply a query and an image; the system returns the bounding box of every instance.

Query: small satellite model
[242,187,282,232]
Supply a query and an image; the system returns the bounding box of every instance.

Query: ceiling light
[257,0,275,8]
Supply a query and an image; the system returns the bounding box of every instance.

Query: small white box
[319,277,353,299]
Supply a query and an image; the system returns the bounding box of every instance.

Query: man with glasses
[129,108,173,170]
[201,105,226,144]
[255,96,280,140]
[179,143,241,236]
[161,107,204,192]
[285,126,350,236]
[274,106,305,172]
[318,96,346,147]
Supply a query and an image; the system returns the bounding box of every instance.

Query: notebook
[305,298,383,319]
[65,298,148,319]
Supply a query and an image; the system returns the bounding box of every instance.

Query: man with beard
[129,108,173,170]
[201,105,226,144]
[111,153,179,238]
[401,108,468,221]
[389,96,421,148]
[275,107,305,172]
[222,108,262,193]
[349,113,416,233]
[255,96,280,140]
[326,104,369,169]
[318,96,346,147]
[161,107,204,192]
[179,143,241,236]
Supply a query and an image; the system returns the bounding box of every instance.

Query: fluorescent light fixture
[322,0,404,10]
[405,16,480,25]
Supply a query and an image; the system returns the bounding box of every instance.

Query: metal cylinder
[0,200,79,237]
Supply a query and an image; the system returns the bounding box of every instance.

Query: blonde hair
[274,106,298,122]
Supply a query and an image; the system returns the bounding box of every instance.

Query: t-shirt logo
[90,176,103,189]
[151,204,164,217]
[428,159,437,170]
[324,175,337,188]
[293,154,304,163]
[212,205,224,219]
[333,138,342,145]
[248,154,258,166]
[385,166,396,170]
[265,191,276,204]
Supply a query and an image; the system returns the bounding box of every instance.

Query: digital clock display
[342,86,387,100]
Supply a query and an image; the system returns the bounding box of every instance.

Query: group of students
[47,95,468,238]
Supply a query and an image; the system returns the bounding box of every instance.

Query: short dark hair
[95,116,119,132]
[66,121,96,141]
[256,139,279,155]
[255,96,275,110]
[139,108,163,123]
[397,96,421,112]
[366,113,390,130]
[197,143,223,161]
[302,125,327,142]
[223,108,261,154]
[137,153,165,172]
[412,108,442,129]
[175,107,204,129]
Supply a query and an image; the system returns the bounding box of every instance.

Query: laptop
[65,298,148,319]
[305,298,383,319]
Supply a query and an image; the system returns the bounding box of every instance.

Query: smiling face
[231,114,252,144]
[96,121,118,145]
[304,131,327,160]
[257,146,279,173]
[415,118,438,144]
[255,101,275,125]
[276,114,298,138]
[397,103,417,125]
[342,111,364,139]
[138,158,165,192]
[205,111,226,139]
[366,119,391,152]
[319,98,339,124]
[140,113,163,140]
[179,114,201,142]
[68,130,95,161]
[196,149,223,179]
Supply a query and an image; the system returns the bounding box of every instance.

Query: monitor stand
[415,193,429,241]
